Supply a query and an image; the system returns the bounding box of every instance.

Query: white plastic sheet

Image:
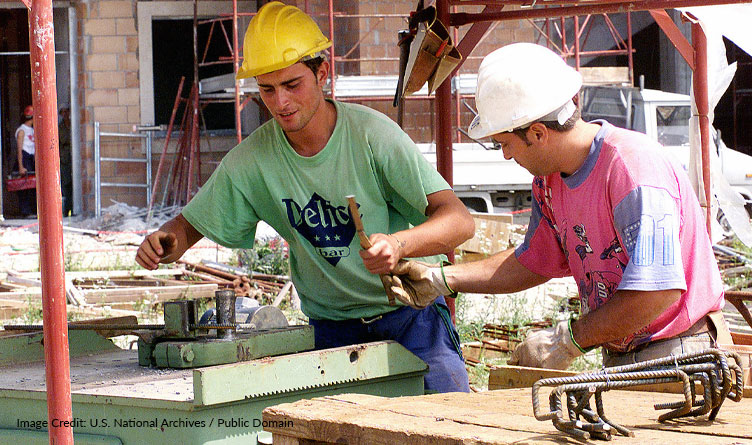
[679,6,752,245]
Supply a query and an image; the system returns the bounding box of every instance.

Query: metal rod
[436,0,457,319]
[28,0,73,442]
[328,0,337,100]
[95,121,101,217]
[4,324,166,331]
[692,19,713,236]
[233,0,242,143]
[531,349,743,440]
[450,0,752,26]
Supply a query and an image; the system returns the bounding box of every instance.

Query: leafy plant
[236,237,290,276]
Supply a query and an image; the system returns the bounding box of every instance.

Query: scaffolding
[188,1,642,147]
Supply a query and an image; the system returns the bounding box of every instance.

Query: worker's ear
[527,122,548,145]
[316,60,330,86]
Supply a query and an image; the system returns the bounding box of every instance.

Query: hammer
[346,195,396,305]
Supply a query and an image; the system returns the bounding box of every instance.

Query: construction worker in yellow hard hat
[387,42,730,370]
[236,1,331,79]
[136,1,475,393]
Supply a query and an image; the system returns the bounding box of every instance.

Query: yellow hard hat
[237,1,332,79]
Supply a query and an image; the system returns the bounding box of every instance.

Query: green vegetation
[235,237,290,276]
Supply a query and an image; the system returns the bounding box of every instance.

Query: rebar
[531,349,744,440]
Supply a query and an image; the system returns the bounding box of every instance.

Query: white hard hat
[468,43,583,140]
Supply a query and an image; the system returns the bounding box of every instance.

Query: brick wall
[77,0,141,211]
[340,1,535,144]
[73,0,532,214]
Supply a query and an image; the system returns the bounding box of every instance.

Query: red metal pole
[691,21,713,236]
[574,16,580,70]
[436,0,456,320]
[453,4,462,143]
[451,0,752,26]
[27,0,73,443]
[626,12,634,85]
[148,76,185,214]
[233,0,242,143]
[328,0,337,99]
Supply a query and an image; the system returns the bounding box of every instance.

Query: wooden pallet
[262,389,752,444]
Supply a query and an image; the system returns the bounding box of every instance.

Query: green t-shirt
[182,100,449,320]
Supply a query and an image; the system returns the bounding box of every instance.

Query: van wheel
[717,210,735,239]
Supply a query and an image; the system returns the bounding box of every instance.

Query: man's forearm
[393,190,474,258]
[444,248,549,294]
[571,288,682,349]
[160,214,204,263]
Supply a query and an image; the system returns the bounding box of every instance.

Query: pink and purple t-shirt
[515,121,723,352]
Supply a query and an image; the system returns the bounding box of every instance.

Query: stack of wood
[462,320,554,366]
[177,260,298,308]
[0,261,299,321]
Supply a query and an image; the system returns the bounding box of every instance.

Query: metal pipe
[450,0,752,26]
[146,131,153,207]
[435,0,457,319]
[28,0,73,442]
[148,77,185,216]
[0,75,4,218]
[692,21,713,235]
[627,12,634,85]
[215,290,236,340]
[95,121,101,217]
[69,5,81,216]
[328,0,337,99]
[233,0,242,143]
[574,16,580,70]
[453,4,462,142]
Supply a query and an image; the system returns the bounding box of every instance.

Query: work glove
[383,260,453,309]
[507,319,584,370]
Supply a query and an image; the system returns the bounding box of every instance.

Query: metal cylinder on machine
[215,289,236,339]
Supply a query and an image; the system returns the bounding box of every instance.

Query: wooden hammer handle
[346,195,372,249]
[346,195,397,306]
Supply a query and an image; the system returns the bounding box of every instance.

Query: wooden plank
[457,213,513,255]
[263,389,752,444]
[0,299,28,319]
[462,340,517,362]
[81,283,218,303]
[15,268,186,280]
[488,365,577,390]
[581,66,630,86]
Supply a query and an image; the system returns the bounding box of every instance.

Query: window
[151,19,234,130]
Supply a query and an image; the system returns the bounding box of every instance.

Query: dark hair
[510,107,581,145]
[301,56,325,75]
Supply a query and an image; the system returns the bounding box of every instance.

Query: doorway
[0,5,72,219]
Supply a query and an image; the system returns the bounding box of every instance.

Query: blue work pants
[309,296,470,393]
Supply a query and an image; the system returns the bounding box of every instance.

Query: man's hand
[135,231,178,270]
[19,166,27,176]
[384,260,451,309]
[507,320,583,370]
[359,233,403,274]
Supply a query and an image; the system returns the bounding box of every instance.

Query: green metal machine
[0,291,428,444]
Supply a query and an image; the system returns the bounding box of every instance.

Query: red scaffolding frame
[26,2,751,440]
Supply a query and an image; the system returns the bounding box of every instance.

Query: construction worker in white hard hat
[136,1,474,392]
[386,42,731,369]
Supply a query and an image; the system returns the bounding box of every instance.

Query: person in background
[135,2,475,392]
[386,43,731,370]
[15,105,36,218]
[58,106,73,216]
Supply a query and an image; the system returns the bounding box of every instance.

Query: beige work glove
[383,260,453,309]
[507,320,584,370]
